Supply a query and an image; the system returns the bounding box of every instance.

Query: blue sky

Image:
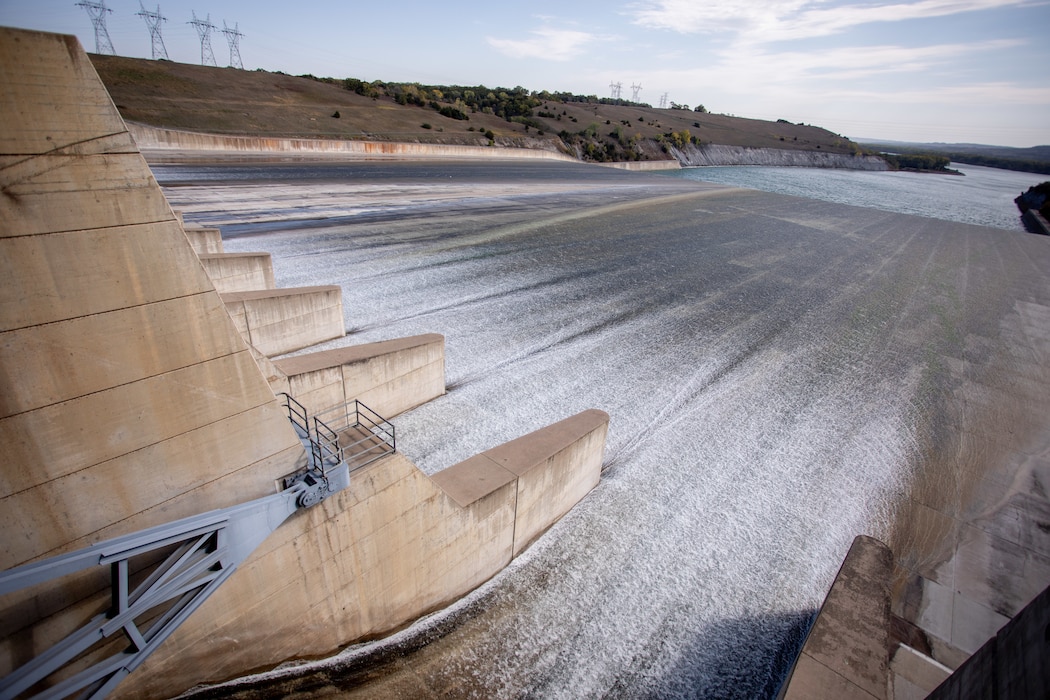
[3,0,1048,147]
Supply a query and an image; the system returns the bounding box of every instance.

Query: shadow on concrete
[182,605,815,699]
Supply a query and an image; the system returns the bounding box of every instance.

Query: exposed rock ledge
[671,143,890,171]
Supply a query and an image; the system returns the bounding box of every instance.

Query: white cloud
[486,28,604,61]
[724,38,1024,83]
[626,38,1034,113]
[832,81,1050,105]
[630,0,1038,41]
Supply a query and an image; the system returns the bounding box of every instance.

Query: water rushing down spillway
[158,160,1050,698]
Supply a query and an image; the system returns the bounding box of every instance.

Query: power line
[188,10,217,67]
[659,92,668,109]
[631,83,642,103]
[221,20,244,70]
[75,0,115,55]
[609,81,622,100]
[136,2,168,61]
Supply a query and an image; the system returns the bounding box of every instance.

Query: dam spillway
[161,161,1050,697]
[2,24,1046,699]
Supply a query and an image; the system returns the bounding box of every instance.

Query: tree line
[863,142,1050,176]
[880,153,953,172]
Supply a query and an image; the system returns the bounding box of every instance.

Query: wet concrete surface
[159,160,1050,699]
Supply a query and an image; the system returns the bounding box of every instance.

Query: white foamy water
[158,160,1025,698]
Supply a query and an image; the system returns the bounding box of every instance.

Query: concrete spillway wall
[128,122,883,172]
[0,27,609,699]
[128,123,580,162]
[131,410,608,697]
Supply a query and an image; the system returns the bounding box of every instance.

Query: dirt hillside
[91,54,859,161]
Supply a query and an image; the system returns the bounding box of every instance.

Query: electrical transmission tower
[631,83,642,102]
[137,2,169,60]
[75,0,115,55]
[659,92,668,109]
[222,20,244,69]
[609,81,622,100]
[188,11,217,66]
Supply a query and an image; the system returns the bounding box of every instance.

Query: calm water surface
[664,163,1043,230]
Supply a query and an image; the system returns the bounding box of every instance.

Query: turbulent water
[157,160,1046,699]
[665,162,1043,231]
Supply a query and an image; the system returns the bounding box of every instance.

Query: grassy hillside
[91,54,859,162]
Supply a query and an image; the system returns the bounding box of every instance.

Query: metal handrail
[313,399,396,471]
[311,415,343,474]
[277,392,310,438]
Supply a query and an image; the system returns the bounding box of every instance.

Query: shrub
[437,105,469,120]
[421,123,432,129]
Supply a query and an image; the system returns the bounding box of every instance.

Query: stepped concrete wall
[0,24,307,687]
[198,252,276,293]
[1,28,609,699]
[184,226,224,254]
[273,334,446,418]
[221,286,345,357]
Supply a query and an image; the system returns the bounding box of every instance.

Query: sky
[2,0,1048,147]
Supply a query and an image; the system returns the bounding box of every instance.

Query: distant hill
[90,54,860,164]
[858,140,1050,175]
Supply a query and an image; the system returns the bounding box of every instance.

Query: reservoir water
[157,160,1050,699]
[663,163,1044,231]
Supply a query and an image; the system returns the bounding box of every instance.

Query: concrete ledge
[431,454,518,509]
[221,286,345,357]
[780,535,893,700]
[890,644,951,700]
[198,252,276,293]
[184,226,224,255]
[432,409,610,555]
[1022,209,1050,236]
[273,334,445,418]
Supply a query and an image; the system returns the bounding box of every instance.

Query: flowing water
[156,160,1050,698]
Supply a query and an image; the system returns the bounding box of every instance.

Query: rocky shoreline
[669,143,890,170]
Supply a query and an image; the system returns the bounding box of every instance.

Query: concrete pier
[273,334,447,419]
[198,252,276,292]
